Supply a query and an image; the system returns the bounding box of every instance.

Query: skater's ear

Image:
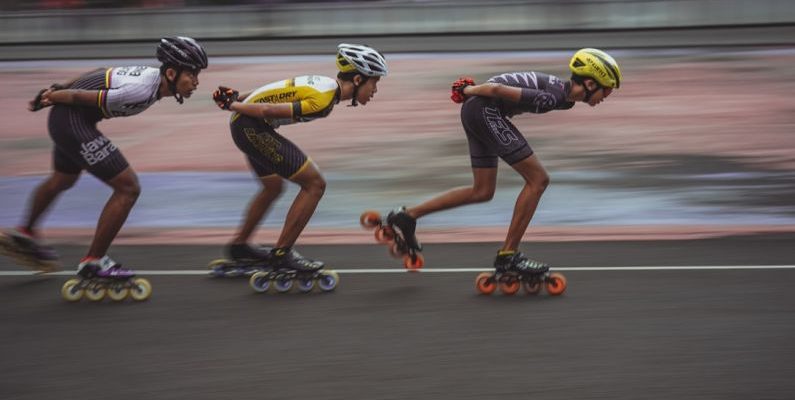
[352,74,365,86]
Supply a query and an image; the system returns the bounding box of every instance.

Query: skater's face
[175,69,200,99]
[355,76,380,105]
[583,79,613,107]
[166,68,200,99]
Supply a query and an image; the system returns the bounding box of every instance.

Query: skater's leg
[85,167,140,259]
[406,167,497,219]
[22,171,80,232]
[231,174,284,244]
[501,155,549,252]
[275,161,325,249]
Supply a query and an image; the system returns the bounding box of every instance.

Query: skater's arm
[29,88,100,111]
[229,102,293,119]
[47,89,101,107]
[463,83,522,103]
[236,90,254,100]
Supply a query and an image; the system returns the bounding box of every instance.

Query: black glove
[213,86,239,110]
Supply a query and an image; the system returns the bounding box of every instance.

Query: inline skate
[0,228,60,273]
[359,207,424,270]
[475,252,566,296]
[207,244,273,278]
[249,247,338,294]
[61,256,151,302]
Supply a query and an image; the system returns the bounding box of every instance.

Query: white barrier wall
[1,0,794,44]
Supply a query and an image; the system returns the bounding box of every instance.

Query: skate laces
[496,251,548,271]
[514,253,548,271]
[388,207,416,231]
[271,248,322,269]
[80,256,127,272]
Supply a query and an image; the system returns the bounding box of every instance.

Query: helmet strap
[583,86,594,102]
[167,68,184,104]
[348,83,359,107]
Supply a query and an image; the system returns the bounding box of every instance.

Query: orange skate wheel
[404,252,424,271]
[499,279,520,295]
[388,242,403,259]
[523,280,542,295]
[374,226,395,244]
[475,272,496,295]
[546,272,567,296]
[360,210,382,229]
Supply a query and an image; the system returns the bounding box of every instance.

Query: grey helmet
[336,43,387,77]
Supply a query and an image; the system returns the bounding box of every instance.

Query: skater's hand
[213,86,239,110]
[29,84,66,112]
[29,87,54,111]
[451,76,475,104]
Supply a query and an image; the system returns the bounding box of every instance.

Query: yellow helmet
[569,48,622,89]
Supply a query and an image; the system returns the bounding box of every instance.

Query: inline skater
[377,48,621,278]
[1,37,207,300]
[211,43,387,285]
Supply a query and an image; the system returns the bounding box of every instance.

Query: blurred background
[1,0,794,239]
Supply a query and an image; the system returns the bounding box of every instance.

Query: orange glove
[212,86,239,110]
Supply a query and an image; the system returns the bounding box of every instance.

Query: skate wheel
[249,272,271,293]
[475,272,496,295]
[375,226,395,244]
[317,270,339,292]
[85,285,107,302]
[107,285,130,301]
[403,252,424,271]
[545,272,567,296]
[297,277,315,293]
[207,259,230,278]
[360,210,382,229]
[61,278,84,302]
[274,276,293,293]
[388,242,403,259]
[523,280,543,295]
[499,279,520,295]
[130,278,152,301]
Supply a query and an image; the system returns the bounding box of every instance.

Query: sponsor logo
[244,128,284,164]
[256,91,297,104]
[80,136,117,166]
[484,107,517,145]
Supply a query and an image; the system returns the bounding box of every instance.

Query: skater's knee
[47,173,78,192]
[471,187,495,203]
[260,175,285,195]
[304,176,326,198]
[110,173,141,201]
[528,172,550,194]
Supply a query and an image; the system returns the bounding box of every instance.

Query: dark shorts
[460,96,534,168]
[48,105,129,181]
[231,115,309,179]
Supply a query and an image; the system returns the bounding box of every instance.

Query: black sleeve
[519,88,561,113]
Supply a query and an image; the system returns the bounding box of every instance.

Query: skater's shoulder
[294,75,339,93]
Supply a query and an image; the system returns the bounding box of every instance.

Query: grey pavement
[1,235,794,400]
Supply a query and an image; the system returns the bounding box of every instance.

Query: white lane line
[1,265,794,276]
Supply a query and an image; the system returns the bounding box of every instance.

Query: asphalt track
[1,234,794,400]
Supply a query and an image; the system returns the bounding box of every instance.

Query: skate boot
[494,251,549,275]
[474,251,567,296]
[62,255,152,302]
[208,243,273,278]
[249,247,339,294]
[0,227,60,272]
[385,207,424,269]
